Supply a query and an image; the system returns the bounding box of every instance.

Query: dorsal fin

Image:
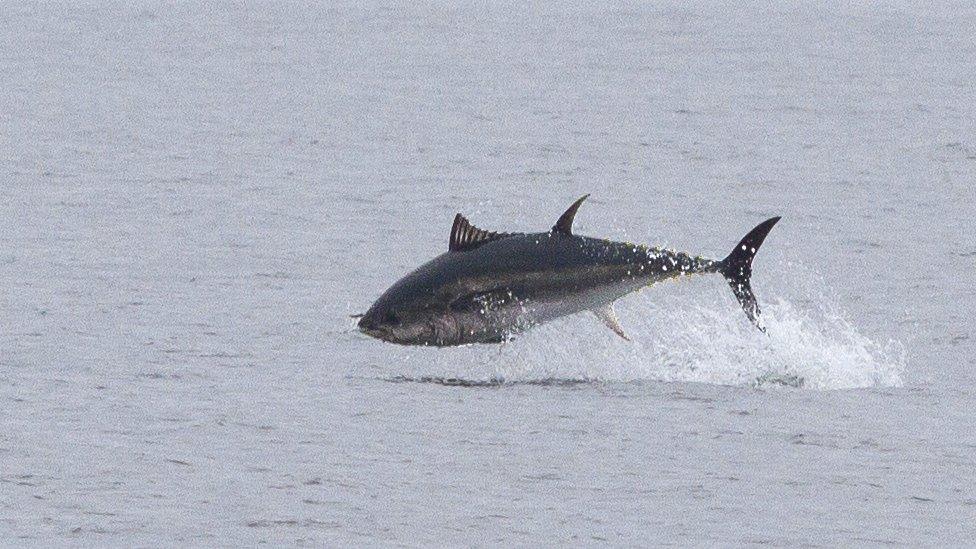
[449,214,515,252]
[552,194,590,235]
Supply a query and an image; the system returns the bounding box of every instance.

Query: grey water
[1,2,975,546]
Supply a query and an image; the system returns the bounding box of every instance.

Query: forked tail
[720,217,781,332]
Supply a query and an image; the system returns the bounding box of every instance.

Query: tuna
[358,196,780,346]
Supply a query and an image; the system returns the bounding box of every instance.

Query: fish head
[357,300,437,346]
[358,252,525,346]
[358,273,460,346]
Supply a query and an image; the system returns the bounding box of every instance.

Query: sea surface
[2,2,975,546]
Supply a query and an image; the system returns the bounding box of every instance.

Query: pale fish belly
[509,277,648,330]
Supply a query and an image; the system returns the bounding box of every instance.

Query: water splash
[620,297,905,389]
[393,275,906,391]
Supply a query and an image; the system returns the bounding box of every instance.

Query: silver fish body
[358,196,779,347]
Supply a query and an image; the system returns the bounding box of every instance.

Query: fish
[357,195,780,347]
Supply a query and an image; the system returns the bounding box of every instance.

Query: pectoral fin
[593,305,630,341]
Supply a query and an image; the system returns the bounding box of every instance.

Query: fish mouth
[360,328,414,346]
[359,324,427,346]
[358,323,385,337]
[359,323,396,342]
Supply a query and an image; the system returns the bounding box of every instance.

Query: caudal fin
[720,217,781,332]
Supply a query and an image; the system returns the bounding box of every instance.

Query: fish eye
[384,311,400,325]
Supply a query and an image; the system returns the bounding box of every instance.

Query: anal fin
[593,305,630,341]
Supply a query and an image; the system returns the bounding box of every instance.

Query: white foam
[398,277,906,391]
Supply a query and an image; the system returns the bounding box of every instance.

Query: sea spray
[393,272,906,390]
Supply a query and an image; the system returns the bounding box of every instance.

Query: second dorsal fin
[449,214,516,252]
[552,194,590,235]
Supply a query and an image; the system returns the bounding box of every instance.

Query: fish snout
[357,313,376,332]
[357,311,389,340]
